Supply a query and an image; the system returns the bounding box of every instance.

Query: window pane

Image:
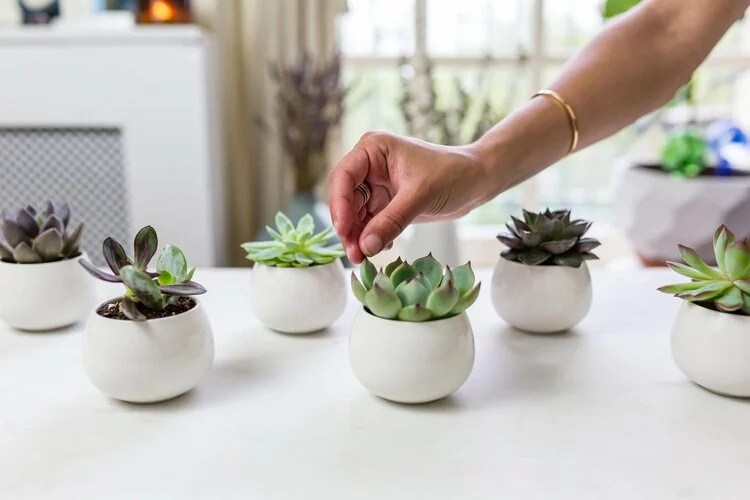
[426,0,528,57]
[339,0,415,57]
[543,0,603,55]
[342,67,407,149]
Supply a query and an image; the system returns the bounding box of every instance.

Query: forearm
[471,0,749,197]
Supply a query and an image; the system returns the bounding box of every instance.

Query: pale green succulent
[242,212,344,267]
[351,254,481,322]
[658,225,750,315]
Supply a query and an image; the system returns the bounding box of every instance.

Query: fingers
[359,189,425,257]
[328,147,369,242]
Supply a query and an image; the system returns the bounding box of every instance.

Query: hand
[328,132,494,264]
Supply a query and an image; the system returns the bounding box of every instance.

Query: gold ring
[355,183,371,205]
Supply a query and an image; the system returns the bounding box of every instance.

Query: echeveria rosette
[0,201,84,264]
[79,225,206,321]
[659,225,750,315]
[242,212,344,268]
[350,253,481,322]
[498,209,601,268]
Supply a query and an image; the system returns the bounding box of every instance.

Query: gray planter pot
[614,159,750,265]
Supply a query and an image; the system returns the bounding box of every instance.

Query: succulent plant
[242,212,344,267]
[79,226,206,321]
[498,209,601,267]
[661,128,707,177]
[658,225,750,315]
[350,254,481,322]
[0,201,84,264]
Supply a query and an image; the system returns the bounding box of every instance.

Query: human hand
[328,132,494,264]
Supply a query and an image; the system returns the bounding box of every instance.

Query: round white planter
[349,310,475,404]
[614,159,750,264]
[671,301,750,397]
[491,258,592,333]
[249,260,347,334]
[0,254,96,331]
[83,298,214,403]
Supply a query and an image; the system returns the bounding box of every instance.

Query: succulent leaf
[518,248,551,266]
[496,233,524,250]
[540,237,578,255]
[384,257,403,277]
[32,228,64,260]
[552,252,583,268]
[397,304,433,322]
[274,212,295,236]
[120,265,165,310]
[675,281,733,301]
[12,242,41,263]
[103,237,131,275]
[2,218,30,248]
[373,270,396,292]
[16,209,39,238]
[395,277,430,306]
[360,258,377,289]
[158,281,207,295]
[365,284,402,319]
[426,279,459,317]
[713,225,734,274]
[62,222,84,257]
[133,225,158,270]
[79,258,122,282]
[665,261,711,280]
[413,253,443,287]
[296,214,315,235]
[58,202,71,226]
[351,272,367,303]
[390,262,418,287]
[120,296,147,321]
[40,214,63,234]
[734,280,750,295]
[715,287,744,312]
[678,245,724,280]
[451,283,481,315]
[0,240,13,261]
[724,240,750,281]
[451,262,475,295]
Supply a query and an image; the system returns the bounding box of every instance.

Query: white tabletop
[2,268,749,500]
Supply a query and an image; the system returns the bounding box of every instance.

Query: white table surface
[2,268,750,500]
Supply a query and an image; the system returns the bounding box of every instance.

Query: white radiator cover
[0,26,225,266]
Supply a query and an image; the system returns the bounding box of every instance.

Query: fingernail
[361,234,383,256]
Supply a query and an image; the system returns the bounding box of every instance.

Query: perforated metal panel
[0,128,129,266]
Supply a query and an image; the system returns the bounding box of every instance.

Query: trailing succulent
[659,225,750,315]
[497,209,600,268]
[242,212,344,267]
[351,254,481,322]
[79,226,206,321]
[0,201,84,264]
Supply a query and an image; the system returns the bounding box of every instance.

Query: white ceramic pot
[0,254,96,331]
[671,301,750,397]
[249,260,347,334]
[491,258,592,333]
[614,159,750,264]
[83,298,214,403]
[349,310,475,404]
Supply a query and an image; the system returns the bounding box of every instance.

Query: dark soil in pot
[97,297,196,321]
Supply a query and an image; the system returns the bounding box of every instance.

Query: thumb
[359,189,425,257]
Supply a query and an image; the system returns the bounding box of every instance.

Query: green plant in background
[242,212,344,267]
[79,226,206,321]
[0,201,84,264]
[498,209,601,267]
[661,128,708,177]
[351,254,481,322]
[659,225,750,315]
[602,0,641,19]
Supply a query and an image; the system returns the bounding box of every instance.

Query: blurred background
[2,0,750,268]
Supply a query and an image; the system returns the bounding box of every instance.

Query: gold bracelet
[532,89,579,155]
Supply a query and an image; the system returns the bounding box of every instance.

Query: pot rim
[92,296,203,324]
[619,159,750,184]
[356,307,467,325]
[681,299,750,322]
[0,252,85,268]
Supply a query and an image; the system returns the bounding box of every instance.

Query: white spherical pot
[491,258,592,333]
[0,254,96,331]
[249,260,347,334]
[349,310,475,404]
[672,301,750,397]
[83,298,214,403]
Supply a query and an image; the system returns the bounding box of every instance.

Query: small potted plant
[659,225,750,397]
[349,254,481,404]
[492,209,600,333]
[242,212,346,334]
[0,201,94,331]
[79,226,213,404]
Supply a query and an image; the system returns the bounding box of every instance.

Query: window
[339,0,750,230]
